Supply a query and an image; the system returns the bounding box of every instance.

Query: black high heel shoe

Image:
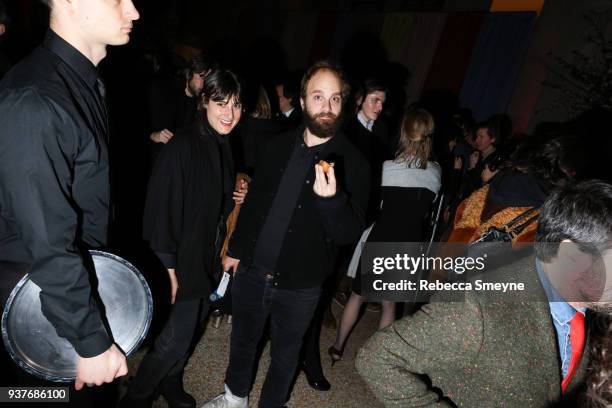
[327,346,343,367]
[302,362,331,391]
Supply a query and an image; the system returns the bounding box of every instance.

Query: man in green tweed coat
[356,180,612,407]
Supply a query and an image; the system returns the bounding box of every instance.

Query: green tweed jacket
[356,255,588,407]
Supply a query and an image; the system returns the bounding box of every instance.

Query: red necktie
[561,311,585,393]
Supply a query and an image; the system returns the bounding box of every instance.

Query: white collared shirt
[283,107,295,118]
[357,111,374,131]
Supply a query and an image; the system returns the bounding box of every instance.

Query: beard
[303,107,343,139]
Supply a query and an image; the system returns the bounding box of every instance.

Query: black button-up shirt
[0,30,111,357]
[252,135,324,273]
[229,127,371,289]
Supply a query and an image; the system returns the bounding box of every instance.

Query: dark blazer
[356,255,589,408]
[343,115,393,164]
[344,116,393,223]
[231,116,285,175]
[143,122,234,301]
[147,78,199,166]
[228,126,371,289]
[277,108,303,130]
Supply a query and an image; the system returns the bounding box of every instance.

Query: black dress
[352,160,441,295]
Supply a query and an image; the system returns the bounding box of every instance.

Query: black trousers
[301,249,351,374]
[126,298,209,398]
[225,266,321,408]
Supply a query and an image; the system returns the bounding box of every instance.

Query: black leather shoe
[160,376,196,408]
[302,363,331,391]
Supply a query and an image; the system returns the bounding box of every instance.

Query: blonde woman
[329,108,442,365]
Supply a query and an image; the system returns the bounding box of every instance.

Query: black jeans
[127,298,209,398]
[302,269,339,374]
[225,266,321,408]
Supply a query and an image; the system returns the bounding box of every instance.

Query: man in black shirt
[0,0,139,392]
[203,62,370,408]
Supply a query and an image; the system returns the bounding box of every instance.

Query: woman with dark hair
[120,69,244,408]
[329,108,441,364]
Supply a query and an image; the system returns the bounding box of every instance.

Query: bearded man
[202,61,371,408]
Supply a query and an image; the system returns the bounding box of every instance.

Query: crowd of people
[0,1,611,408]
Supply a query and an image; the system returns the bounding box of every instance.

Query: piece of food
[318,160,334,174]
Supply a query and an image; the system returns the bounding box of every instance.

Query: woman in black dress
[329,108,441,364]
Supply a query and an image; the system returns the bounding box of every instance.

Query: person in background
[330,108,441,364]
[148,55,218,166]
[464,114,512,192]
[332,78,392,318]
[344,78,392,223]
[444,134,579,248]
[275,72,302,129]
[446,111,476,179]
[442,113,512,227]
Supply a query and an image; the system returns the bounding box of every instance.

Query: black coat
[147,78,199,166]
[230,116,285,175]
[367,187,436,242]
[343,115,393,163]
[343,116,393,223]
[143,122,234,301]
[228,126,371,289]
[276,108,303,130]
[148,78,199,134]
